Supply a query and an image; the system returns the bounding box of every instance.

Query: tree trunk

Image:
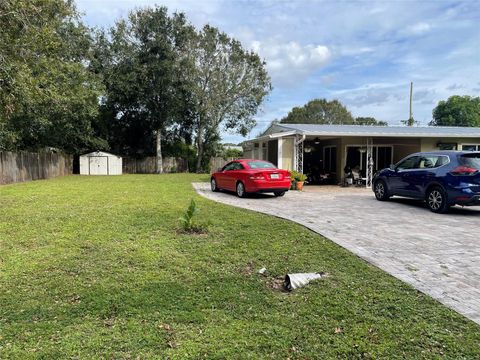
[195,124,204,173]
[156,129,163,174]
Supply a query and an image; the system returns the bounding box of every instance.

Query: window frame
[395,155,421,171]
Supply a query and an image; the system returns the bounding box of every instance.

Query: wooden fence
[122,156,236,174]
[209,157,237,172]
[0,151,73,185]
[123,156,189,174]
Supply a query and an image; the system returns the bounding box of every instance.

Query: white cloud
[404,22,431,35]
[251,40,331,85]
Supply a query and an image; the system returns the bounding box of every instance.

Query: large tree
[182,25,271,171]
[0,0,105,153]
[92,7,194,172]
[430,95,480,127]
[280,99,354,125]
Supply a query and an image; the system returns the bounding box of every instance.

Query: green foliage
[354,117,388,126]
[1,175,479,358]
[0,0,106,153]
[91,7,194,157]
[222,148,243,159]
[430,95,480,127]
[182,25,271,171]
[179,198,199,232]
[281,99,354,125]
[290,170,307,182]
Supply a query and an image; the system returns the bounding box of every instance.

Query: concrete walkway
[193,183,480,325]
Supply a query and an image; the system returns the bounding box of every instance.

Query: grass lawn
[1,174,479,359]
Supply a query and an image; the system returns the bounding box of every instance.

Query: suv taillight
[450,166,479,176]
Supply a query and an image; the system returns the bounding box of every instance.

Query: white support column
[366,137,374,188]
[293,141,297,171]
[277,138,283,168]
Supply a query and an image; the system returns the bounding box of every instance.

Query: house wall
[421,137,480,151]
[281,137,294,170]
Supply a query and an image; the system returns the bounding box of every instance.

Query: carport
[242,124,480,186]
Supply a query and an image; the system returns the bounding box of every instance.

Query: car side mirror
[217,168,223,172]
[389,164,396,171]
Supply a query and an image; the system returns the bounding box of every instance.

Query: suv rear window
[247,161,276,169]
[459,153,480,169]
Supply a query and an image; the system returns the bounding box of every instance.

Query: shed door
[89,156,108,175]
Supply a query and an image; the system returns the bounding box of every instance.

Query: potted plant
[289,170,297,190]
[295,172,307,191]
[289,171,307,190]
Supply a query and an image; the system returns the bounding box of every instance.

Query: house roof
[256,123,480,139]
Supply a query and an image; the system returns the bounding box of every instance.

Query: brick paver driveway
[193,183,480,324]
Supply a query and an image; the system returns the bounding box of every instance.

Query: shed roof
[80,151,122,158]
[258,123,480,139]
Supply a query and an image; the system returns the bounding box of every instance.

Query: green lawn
[0,174,479,359]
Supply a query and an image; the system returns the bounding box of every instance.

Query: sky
[76,0,480,143]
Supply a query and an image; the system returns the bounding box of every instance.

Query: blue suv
[372,151,480,213]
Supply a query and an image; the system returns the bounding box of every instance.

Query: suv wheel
[374,180,390,201]
[426,186,449,213]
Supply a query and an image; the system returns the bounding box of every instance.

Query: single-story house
[242,123,480,184]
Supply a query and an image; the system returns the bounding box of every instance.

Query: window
[438,143,457,150]
[323,146,337,172]
[418,155,449,169]
[396,156,420,171]
[375,147,393,171]
[222,162,238,171]
[462,144,480,151]
[247,161,276,169]
[232,162,244,170]
[459,153,480,170]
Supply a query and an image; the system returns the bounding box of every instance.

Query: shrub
[178,199,208,234]
[290,170,307,182]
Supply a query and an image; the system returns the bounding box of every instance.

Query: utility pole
[408,82,414,126]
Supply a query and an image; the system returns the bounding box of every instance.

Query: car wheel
[274,191,286,197]
[374,180,390,201]
[236,181,246,198]
[426,186,449,213]
[211,178,219,192]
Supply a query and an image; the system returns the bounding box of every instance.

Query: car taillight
[450,166,479,176]
[249,173,265,180]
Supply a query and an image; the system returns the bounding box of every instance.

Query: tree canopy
[430,95,480,127]
[0,0,105,153]
[182,25,271,170]
[0,1,270,169]
[280,99,355,125]
[91,7,194,171]
[354,117,388,126]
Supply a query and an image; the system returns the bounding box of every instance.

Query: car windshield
[247,161,277,169]
[459,153,480,169]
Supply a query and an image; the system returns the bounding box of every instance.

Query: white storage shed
[80,151,123,175]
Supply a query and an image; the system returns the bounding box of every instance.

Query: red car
[211,159,291,197]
